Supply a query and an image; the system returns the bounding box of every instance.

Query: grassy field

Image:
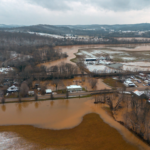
[103,78,124,88]
[0,113,138,150]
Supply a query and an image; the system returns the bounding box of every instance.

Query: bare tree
[51,92,53,100]
[20,81,29,97]
[35,93,38,101]
[41,85,46,95]
[66,90,69,99]
[1,96,5,104]
[52,79,60,91]
[89,78,98,89]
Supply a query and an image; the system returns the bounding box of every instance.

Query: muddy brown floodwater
[1,43,150,149]
[0,97,150,149]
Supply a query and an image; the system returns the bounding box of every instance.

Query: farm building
[46,89,52,94]
[66,85,82,92]
[85,58,97,61]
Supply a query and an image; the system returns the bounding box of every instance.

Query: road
[2,86,148,103]
[3,90,115,103]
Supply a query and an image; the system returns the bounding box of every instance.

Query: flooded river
[0,98,150,149]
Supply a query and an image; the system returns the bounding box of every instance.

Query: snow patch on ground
[81,51,96,58]
[86,64,115,73]
[28,32,64,38]
[76,53,83,55]
[123,65,150,71]
[0,132,35,150]
[122,57,136,60]
[90,50,104,55]
[106,47,133,51]
[123,62,150,67]
[79,49,128,59]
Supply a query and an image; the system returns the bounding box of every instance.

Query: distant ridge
[0,23,150,36]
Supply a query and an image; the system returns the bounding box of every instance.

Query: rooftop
[67,85,82,89]
[107,63,123,70]
[46,89,52,93]
[133,90,144,96]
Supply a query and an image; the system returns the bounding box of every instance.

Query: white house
[66,85,82,92]
[46,89,52,94]
[7,85,19,93]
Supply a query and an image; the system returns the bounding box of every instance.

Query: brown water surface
[0,98,150,149]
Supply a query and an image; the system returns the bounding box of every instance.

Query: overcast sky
[0,0,150,25]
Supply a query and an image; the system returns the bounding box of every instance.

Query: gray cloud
[25,0,150,11]
[89,0,150,11]
[0,0,150,25]
[26,0,71,10]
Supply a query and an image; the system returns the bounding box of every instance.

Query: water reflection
[1,105,6,112]
[50,101,54,107]
[35,102,39,109]
[16,103,22,113]
[22,102,29,108]
[65,100,69,107]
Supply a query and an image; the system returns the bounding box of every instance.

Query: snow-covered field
[85,62,150,73]
[81,51,96,58]
[123,62,150,67]
[106,47,132,51]
[107,45,150,51]
[28,32,64,38]
[123,62,150,71]
[122,57,136,60]
[77,47,150,73]
[123,65,150,71]
[77,49,129,59]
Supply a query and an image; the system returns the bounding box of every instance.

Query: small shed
[66,85,82,92]
[46,89,52,94]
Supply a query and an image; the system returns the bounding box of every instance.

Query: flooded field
[0,98,150,149]
[39,43,150,72]
[2,43,150,149]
